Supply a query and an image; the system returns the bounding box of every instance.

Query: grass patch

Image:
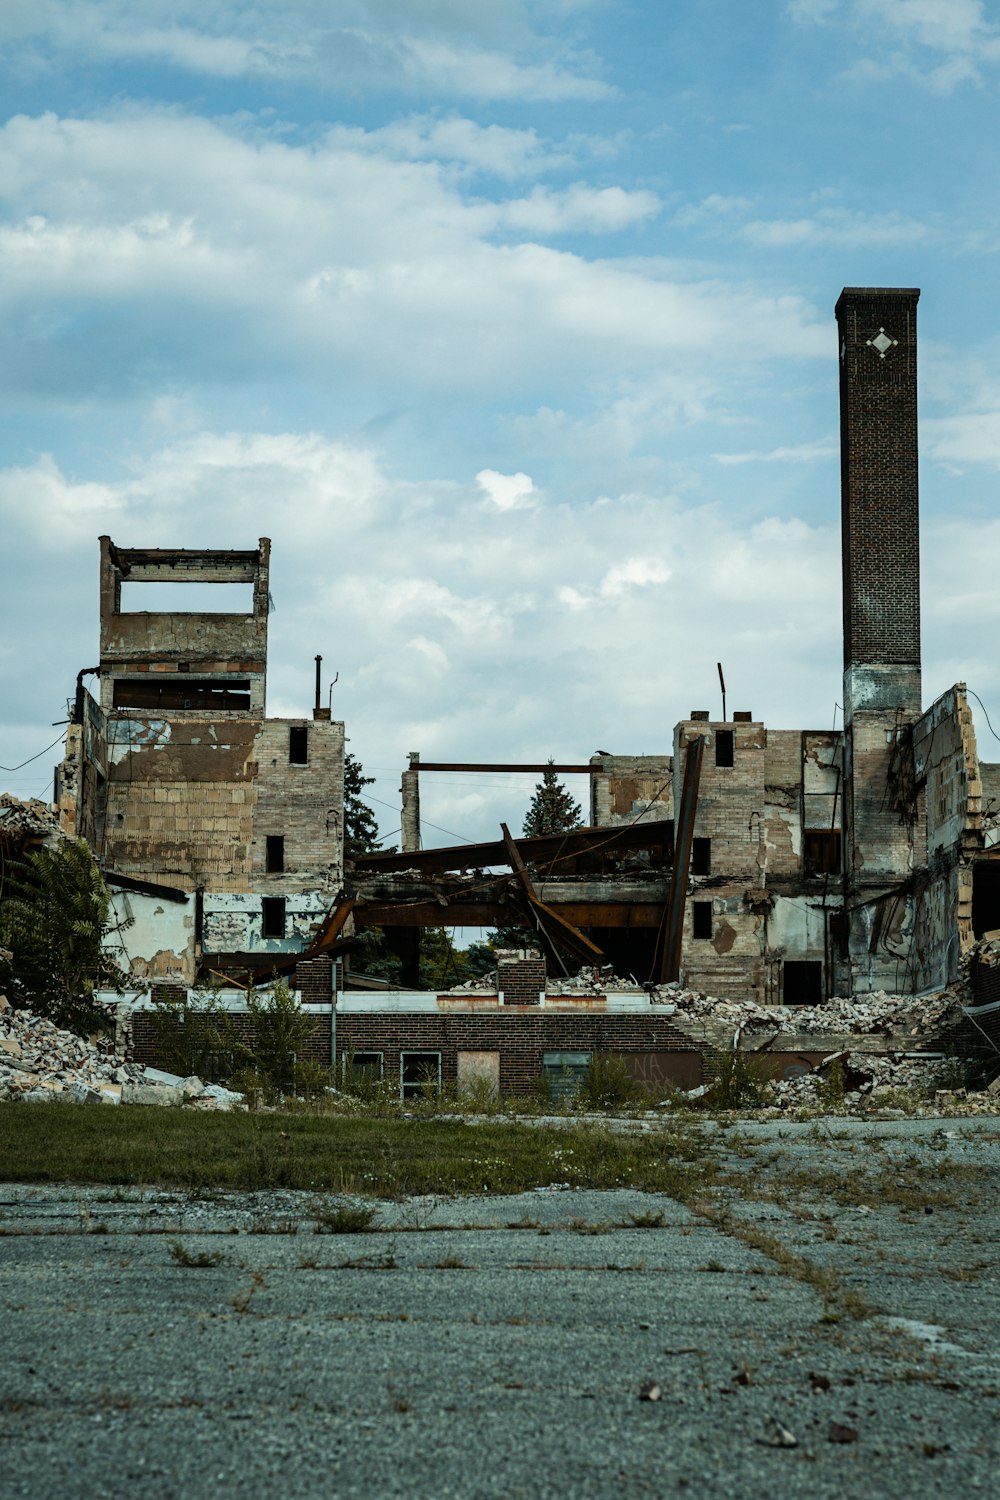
[168,1238,223,1268]
[0,1100,716,1197]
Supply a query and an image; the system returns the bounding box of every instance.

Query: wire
[0,731,67,773]
[968,689,1000,746]
[359,790,471,844]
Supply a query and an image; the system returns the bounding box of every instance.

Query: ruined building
[353,288,1000,1012]
[57,538,344,983]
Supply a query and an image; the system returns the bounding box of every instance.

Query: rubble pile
[763,1050,1000,1113]
[0,999,242,1109]
[650,981,960,1040]
[0,794,61,844]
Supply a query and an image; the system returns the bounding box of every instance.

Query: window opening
[289,726,308,764]
[715,730,734,768]
[261,896,286,939]
[400,1052,441,1101]
[542,1052,592,1103]
[691,837,711,876]
[265,835,285,874]
[803,829,841,875]
[692,901,713,940]
[343,1051,383,1084]
[783,960,823,1005]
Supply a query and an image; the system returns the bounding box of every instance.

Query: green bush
[703,1048,774,1109]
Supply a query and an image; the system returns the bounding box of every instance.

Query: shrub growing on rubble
[0,839,127,1034]
[702,1048,774,1110]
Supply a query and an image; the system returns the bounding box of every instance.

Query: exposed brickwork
[836,288,921,682]
[296,954,333,1003]
[496,951,546,1005]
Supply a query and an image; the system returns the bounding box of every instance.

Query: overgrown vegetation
[0,839,128,1033]
[702,1047,775,1109]
[0,1099,715,1197]
[151,978,325,1102]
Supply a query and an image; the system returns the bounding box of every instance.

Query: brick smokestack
[836,287,921,720]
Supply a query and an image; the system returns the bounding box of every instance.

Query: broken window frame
[265,835,285,874]
[803,828,841,876]
[400,1051,442,1101]
[342,1050,384,1085]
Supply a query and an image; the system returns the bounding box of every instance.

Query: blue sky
[3,1,1000,844]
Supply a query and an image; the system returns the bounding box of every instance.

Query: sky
[4,0,1000,846]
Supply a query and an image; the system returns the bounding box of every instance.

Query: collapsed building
[56,537,344,985]
[37,287,1000,1098]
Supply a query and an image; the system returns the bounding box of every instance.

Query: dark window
[542,1052,592,1103]
[261,896,286,938]
[783,960,823,1005]
[715,730,734,768]
[400,1052,441,1100]
[265,835,285,873]
[803,829,841,875]
[289,726,308,764]
[112,678,251,711]
[691,837,711,876]
[692,901,713,939]
[972,862,1000,939]
[344,1051,383,1084]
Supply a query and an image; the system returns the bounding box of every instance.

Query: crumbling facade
[365,288,1000,1016]
[57,538,344,984]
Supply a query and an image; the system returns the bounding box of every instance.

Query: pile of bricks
[652,981,960,1039]
[0,995,242,1109]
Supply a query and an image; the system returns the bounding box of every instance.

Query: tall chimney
[836,287,921,720]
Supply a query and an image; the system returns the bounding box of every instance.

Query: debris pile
[0,794,62,846]
[651,981,960,1039]
[767,1051,951,1111]
[0,999,242,1109]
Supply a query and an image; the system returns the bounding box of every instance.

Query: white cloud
[924,412,1000,468]
[0,108,827,413]
[476,469,537,510]
[493,183,660,235]
[791,0,1000,88]
[713,439,838,465]
[0,1,612,102]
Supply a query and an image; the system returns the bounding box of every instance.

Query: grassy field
[0,1101,715,1198]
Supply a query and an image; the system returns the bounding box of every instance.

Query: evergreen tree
[522,760,583,838]
[0,839,128,1033]
[344,751,390,857]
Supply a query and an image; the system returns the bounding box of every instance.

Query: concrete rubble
[0,793,62,845]
[0,999,243,1110]
[649,980,961,1040]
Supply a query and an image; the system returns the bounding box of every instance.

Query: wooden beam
[411,763,601,774]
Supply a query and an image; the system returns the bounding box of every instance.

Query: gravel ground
[2,1117,999,1499]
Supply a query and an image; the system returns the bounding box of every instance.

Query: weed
[816,1059,846,1110]
[703,1049,775,1110]
[625,1209,667,1229]
[579,1053,653,1111]
[230,1270,267,1312]
[337,1248,398,1270]
[169,1239,223,1268]
[432,1255,475,1269]
[312,1199,379,1235]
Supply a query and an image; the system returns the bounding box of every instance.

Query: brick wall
[496,951,546,1005]
[836,287,921,683]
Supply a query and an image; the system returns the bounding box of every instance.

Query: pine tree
[344,751,386,858]
[522,760,583,838]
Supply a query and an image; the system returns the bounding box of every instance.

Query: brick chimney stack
[836,287,921,720]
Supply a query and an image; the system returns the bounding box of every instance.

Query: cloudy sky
[3,0,1000,845]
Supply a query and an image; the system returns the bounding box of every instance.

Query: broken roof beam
[413,762,601,774]
[660,733,705,983]
[500,822,603,972]
[352,818,675,875]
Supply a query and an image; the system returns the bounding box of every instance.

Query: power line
[0,731,66,773]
